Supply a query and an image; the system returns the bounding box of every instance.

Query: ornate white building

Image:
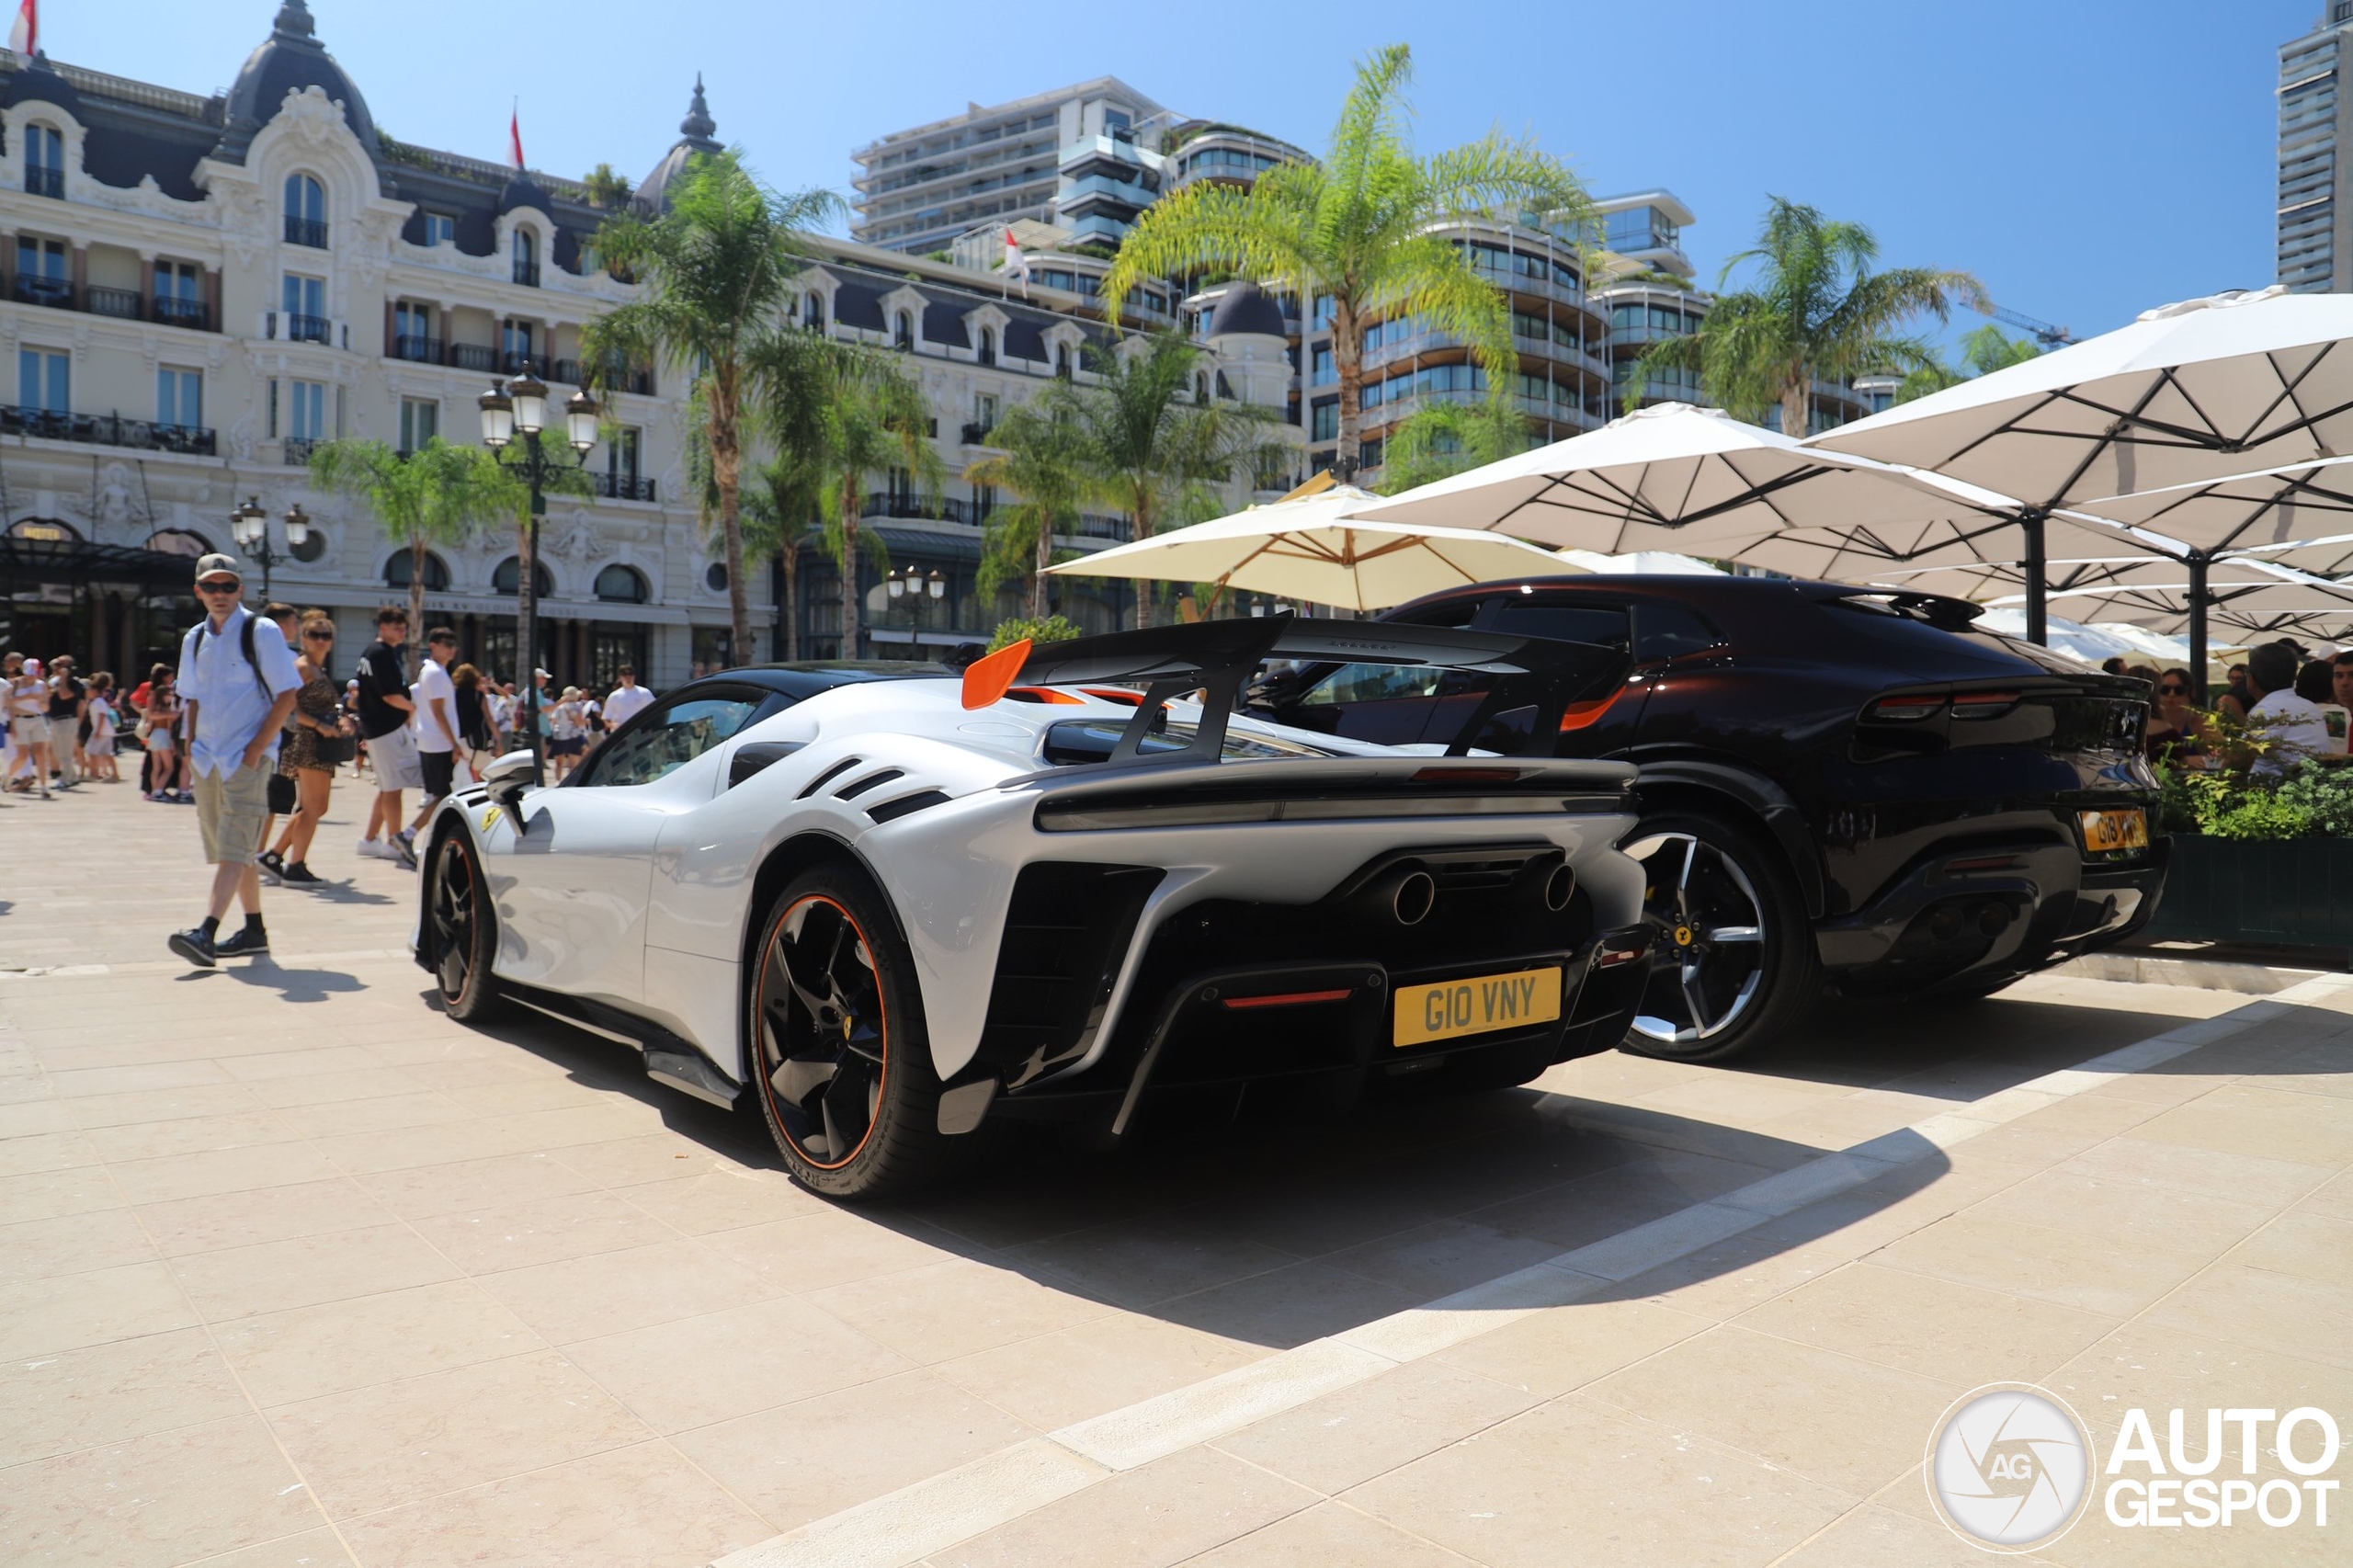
[0,2,1303,682]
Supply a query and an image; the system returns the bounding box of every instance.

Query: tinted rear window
[1483,603,1631,651]
[1821,598,2073,676]
[1633,602,1723,662]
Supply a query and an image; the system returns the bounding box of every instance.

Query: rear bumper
[984,926,1654,1130]
[1814,834,2168,996]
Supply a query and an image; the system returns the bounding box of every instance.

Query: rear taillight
[1949,690,2021,720]
[1869,695,1945,722]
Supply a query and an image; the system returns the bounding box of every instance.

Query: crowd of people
[3,551,666,966]
[2103,641,2353,776]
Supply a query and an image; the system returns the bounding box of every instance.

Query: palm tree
[742,459,819,662]
[1103,44,1590,474]
[1056,333,1281,628]
[1375,399,1529,494]
[966,401,1091,620]
[307,437,515,665]
[814,353,942,658]
[1634,197,1985,436]
[583,150,842,663]
[1894,323,2041,404]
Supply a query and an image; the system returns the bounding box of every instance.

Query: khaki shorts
[195,763,270,866]
[10,714,49,746]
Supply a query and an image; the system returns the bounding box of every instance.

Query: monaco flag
[507,107,525,170]
[1002,227,1030,295]
[8,0,35,59]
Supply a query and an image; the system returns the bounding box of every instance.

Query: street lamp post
[227,496,311,598]
[480,373,597,783]
[884,567,947,649]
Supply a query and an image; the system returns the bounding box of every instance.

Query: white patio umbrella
[1995,565,2353,641]
[1730,499,2159,587]
[1042,482,1576,614]
[1813,286,2353,651]
[1859,551,2304,606]
[1556,548,1726,575]
[1972,608,2151,667]
[1348,403,2030,558]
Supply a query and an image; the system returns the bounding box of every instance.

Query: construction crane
[1976,301,2076,348]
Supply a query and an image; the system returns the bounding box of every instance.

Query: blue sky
[68,1,2305,347]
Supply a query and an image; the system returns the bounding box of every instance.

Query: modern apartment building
[2279,4,2353,292]
[0,6,1297,673]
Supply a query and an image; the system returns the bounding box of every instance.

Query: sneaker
[258,849,286,878]
[356,837,393,860]
[280,861,326,886]
[167,928,218,968]
[215,926,269,959]
[389,835,418,869]
[175,790,194,804]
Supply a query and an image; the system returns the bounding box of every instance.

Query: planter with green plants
[2144,737,2353,949]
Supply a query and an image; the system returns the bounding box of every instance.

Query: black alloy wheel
[1620,809,1818,1063]
[430,834,505,1022]
[749,868,948,1199]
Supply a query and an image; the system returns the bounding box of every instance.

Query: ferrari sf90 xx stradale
[415,619,1654,1196]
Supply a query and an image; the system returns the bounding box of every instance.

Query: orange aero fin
[961,639,1032,710]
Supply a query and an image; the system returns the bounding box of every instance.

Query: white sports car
[415,619,1654,1197]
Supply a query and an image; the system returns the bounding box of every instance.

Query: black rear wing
[962,616,1621,763]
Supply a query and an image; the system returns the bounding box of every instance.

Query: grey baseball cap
[193,552,242,583]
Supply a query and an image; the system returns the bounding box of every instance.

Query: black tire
[429,833,506,1023]
[747,866,949,1199]
[1618,808,1818,1063]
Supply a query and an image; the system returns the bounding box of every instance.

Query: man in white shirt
[168,554,301,967]
[2247,642,2328,778]
[602,665,655,730]
[408,628,460,839]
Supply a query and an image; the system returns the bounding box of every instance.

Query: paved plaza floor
[3,778,2349,1567]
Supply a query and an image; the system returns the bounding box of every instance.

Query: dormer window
[801,292,826,333]
[23,125,63,199]
[283,174,327,248]
[893,311,915,351]
[1195,371,1210,403]
[512,229,540,287]
[978,326,996,366]
[1054,343,1073,379]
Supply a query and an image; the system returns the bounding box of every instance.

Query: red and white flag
[8,0,36,60]
[507,106,525,171]
[1002,227,1030,296]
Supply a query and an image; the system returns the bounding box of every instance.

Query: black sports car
[1245,574,2167,1061]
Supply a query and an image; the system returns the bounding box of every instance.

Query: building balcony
[501,351,551,378]
[1,404,217,456]
[153,295,210,331]
[449,343,498,373]
[85,286,142,321]
[284,436,321,465]
[284,216,329,249]
[512,260,540,287]
[285,312,332,345]
[24,165,63,199]
[12,274,73,309]
[393,334,443,363]
[591,472,657,502]
[961,421,995,446]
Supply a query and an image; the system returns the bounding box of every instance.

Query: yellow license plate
[1393,966,1563,1047]
[2078,808,2150,853]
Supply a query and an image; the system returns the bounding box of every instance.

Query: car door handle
[728,742,805,790]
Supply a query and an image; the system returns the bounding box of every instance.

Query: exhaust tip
[1392,870,1436,926]
[1541,862,1576,913]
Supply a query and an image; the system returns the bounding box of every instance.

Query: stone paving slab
[3,780,2347,1566]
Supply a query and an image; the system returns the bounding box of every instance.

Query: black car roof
[683,661,953,701]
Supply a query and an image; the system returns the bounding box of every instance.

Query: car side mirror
[482,749,538,818]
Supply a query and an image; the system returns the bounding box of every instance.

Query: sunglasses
[303,631,335,642]
[197,580,242,593]
[2156,684,2187,694]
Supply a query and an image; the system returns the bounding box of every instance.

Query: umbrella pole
[2188,554,2210,708]
[2023,512,2048,646]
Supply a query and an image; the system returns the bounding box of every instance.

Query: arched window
[7,517,79,541]
[594,563,649,603]
[1054,343,1073,379]
[801,292,826,333]
[1194,370,1210,403]
[512,228,539,286]
[23,124,63,198]
[893,311,915,351]
[493,556,554,597]
[283,173,326,247]
[383,551,451,591]
[145,528,211,557]
[978,326,996,366]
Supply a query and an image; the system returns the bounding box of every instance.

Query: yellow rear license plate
[2078,808,2149,853]
[1393,966,1563,1047]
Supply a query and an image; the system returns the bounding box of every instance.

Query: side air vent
[797,757,860,799]
[868,790,951,824]
[835,768,905,801]
[975,862,1165,1086]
